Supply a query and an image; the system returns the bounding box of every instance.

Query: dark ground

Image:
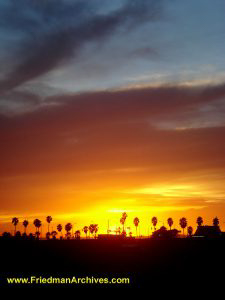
[0,238,225,289]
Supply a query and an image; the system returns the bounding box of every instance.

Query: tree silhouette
[15,231,21,238]
[28,233,34,240]
[122,212,128,219]
[89,224,98,238]
[133,217,140,237]
[179,217,187,236]
[33,219,42,239]
[120,217,125,232]
[197,216,203,226]
[75,230,80,239]
[46,216,52,233]
[57,224,63,238]
[2,232,11,239]
[83,226,88,238]
[94,224,98,238]
[89,225,93,237]
[120,212,128,234]
[51,230,57,239]
[23,220,29,234]
[12,217,19,235]
[152,217,158,231]
[213,217,219,226]
[167,218,173,230]
[65,223,72,239]
[188,226,193,237]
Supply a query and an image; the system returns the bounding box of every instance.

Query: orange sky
[1,86,225,236]
[1,1,225,237]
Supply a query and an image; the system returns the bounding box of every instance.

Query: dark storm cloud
[0,0,163,95]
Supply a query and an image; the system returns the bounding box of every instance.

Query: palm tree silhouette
[120,217,125,233]
[188,226,193,237]
[120,212,128,234]
[133,217,140,237]
[88,225,92,237]
[51,230,58,239]
[33,219,42,239]
[213,217,219,226]
[46,232,51,240]
[23,220,29,234]
[197,216,203,226]
[122,212,128,219]
[65,223,72,239]
[94,224,98,238]
[15,231,21,238]
[75,230,80,239]
[83,226,88,238]
[12,217,19,235]
[167,218,173,230]
[152,217,158,231]
[179,217,187,236]
[89,224,98,238]
[57,224,63,238]
[46,216,52,233]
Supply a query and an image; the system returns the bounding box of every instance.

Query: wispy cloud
[0,0,163,95]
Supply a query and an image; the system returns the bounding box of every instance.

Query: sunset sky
[1,0,225,236]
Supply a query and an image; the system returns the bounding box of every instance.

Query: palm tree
[15,231,21,238]
[188,226,193,237]
[213,217,219,226]
[120,212,128,233]
[23,220,29,234]
[152,217,158,231]
[46,232,51,240]
[133,217,140,237]
[12,217,19,235]
[122,212,128,219]
[33,219,42,239]
[51,231,58,239]
[57,224,63,237]
[46,216,52,233]
[83,226,88,238]
[196,216,203,226]
[75,230,80,239]
[167,218,173,230]
[65,223,72,239]
[89,224,96,238]
[94,224,98,238]
[120,217,126,234]
[179,217,187,236]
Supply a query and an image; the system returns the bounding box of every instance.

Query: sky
[1,0,225,236]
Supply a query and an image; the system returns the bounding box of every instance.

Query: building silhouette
[193,225,223,238]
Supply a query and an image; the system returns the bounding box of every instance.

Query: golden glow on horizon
[1,172,225,235]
